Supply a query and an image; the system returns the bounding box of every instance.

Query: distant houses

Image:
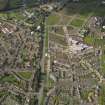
[0,22,17,34]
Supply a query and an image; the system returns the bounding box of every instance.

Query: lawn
[0,10,25,21]
[84,35,95,45]
[0,74,18,84]
[80,89,94,101]
[70,18,84,28]
[49,33,67,46]
[0,12,9,19]
[99,84,105,105]
[0,91,8,98]
[62,0,105,20]
[80,90,89,101]
[100,54,105,77]
[46,14,60,25]
[17,71,32,80]
[84,35,105,47]
[8,11,25,20]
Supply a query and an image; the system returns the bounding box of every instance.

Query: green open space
[70,18,85,28]
[101,58,105,72]
[80,89,94,101]
[99,84,105,105]
[49,33,67,46]
[0,12,9,19]
[45,0,105,29]
[0,74,18,84]
[84,35,105,77]
[46,14,60,25]
[0,74,28,89]
[84,35,105,47]
[84,35,95,46]
[0,91,8,98]
[9,11,24,19]
[100,54,105,77]
[69,0,105,16]
[58,0,105,28]
[7,11,25,20]
[47,77,54,88]
[17,71,32,80]
[64,1,94,17]
[0,10,25,21]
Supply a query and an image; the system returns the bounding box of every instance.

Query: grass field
[70,18,84,28]
[80,90,89,101]
[46,14,60,25]
[0,91,8,98]
[0,10,25,21]
[0,74,18,84]
[84,35,95,45]
[99,84,105,105]
[49,32,67,46]
[84,35,105,47]
[46,0,105,27]
[17,71,32,80]
[100,54,105,77]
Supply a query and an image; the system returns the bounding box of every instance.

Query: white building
[68,37,93,54]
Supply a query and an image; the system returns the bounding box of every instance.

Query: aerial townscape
[0,0,105,105]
